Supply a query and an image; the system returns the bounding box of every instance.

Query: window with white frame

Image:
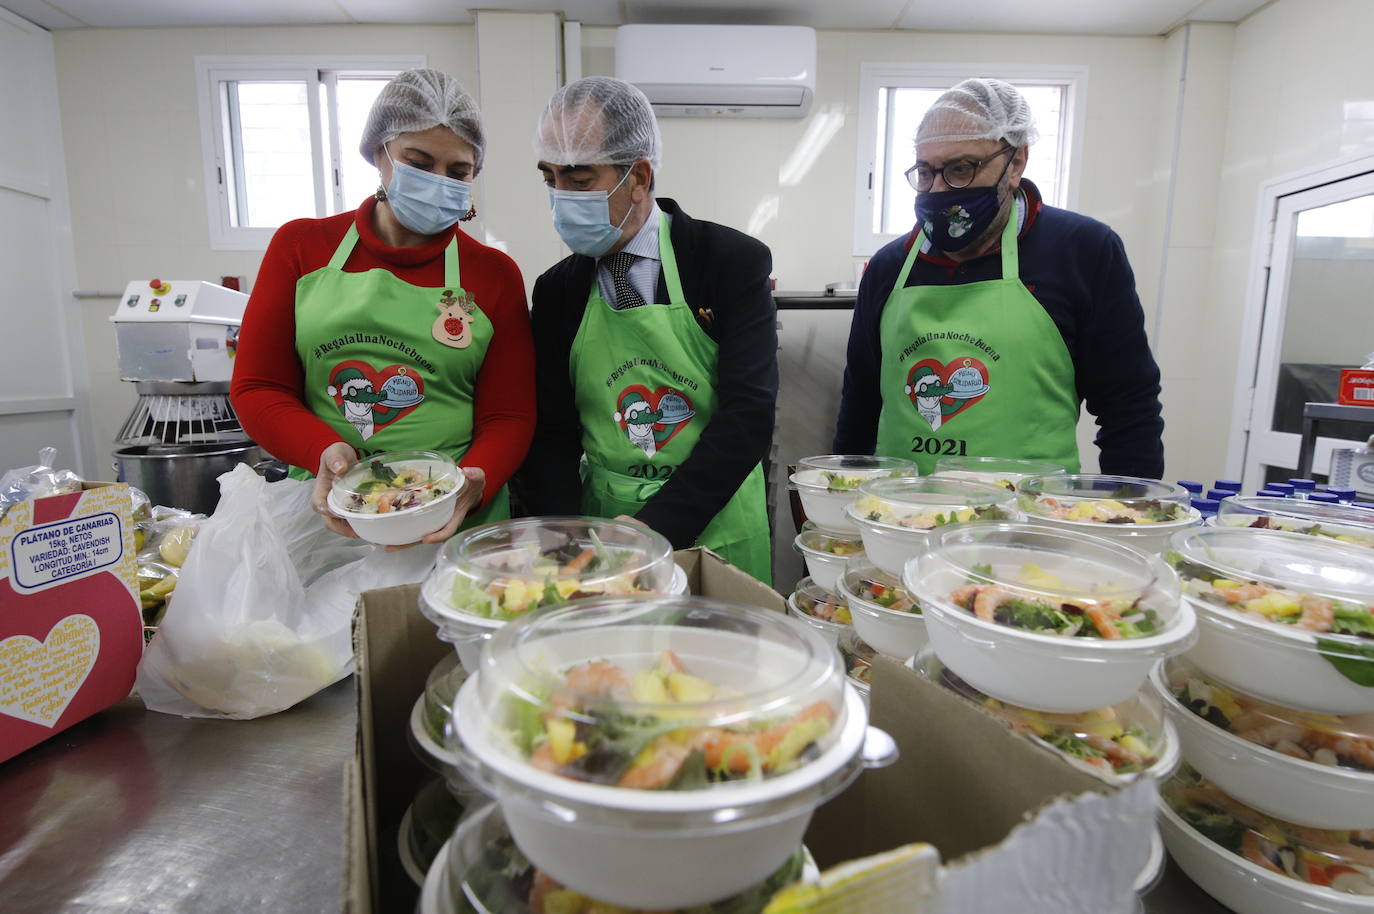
[195,56,424,250]
[853,64,1086,257]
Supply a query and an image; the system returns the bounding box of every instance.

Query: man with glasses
[833,78,1164,478]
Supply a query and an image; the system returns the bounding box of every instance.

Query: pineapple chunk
[545,717,586,765]
[1211,579,1242,590]
[1017,562,1065,590]
[632,669,671,704]
[1119,734,1152,757]
[1248,592,1300,617]
[666,672,715,703]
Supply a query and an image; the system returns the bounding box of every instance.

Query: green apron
[569,213,772,584]
[875,212,1081,475]
[291,223,509,527]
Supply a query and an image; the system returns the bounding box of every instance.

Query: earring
[460,206,477,222]
[375,184,387,201]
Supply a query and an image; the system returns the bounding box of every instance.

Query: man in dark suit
[517,77,778,583]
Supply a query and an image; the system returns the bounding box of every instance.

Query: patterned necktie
[604,251,645,310]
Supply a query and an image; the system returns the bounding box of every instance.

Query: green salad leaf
[1317,636,1374,687]
[997,597,1080,634]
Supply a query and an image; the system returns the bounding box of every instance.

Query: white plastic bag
[135,464,438,719]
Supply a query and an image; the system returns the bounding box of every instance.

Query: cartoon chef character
[328,367,388,440]
[615,391,664,458]
[905,366,955,432]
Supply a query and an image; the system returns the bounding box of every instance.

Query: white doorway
[1228,154,1374,490]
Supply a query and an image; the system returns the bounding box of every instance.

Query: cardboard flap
[674,547,785,612]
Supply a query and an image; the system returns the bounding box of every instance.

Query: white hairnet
[359,68,485,170]
[533,76,662,171]
[915,78,1039,148]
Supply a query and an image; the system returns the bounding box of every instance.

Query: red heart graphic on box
[613,384,696,450]
[905,356,991,428]
[327,360,426,431]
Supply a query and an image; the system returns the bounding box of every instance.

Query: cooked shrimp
[1219,583,1273,604]
[375,492,396,513]
[1241,831,1287,875]
[1084,605,1122,639]
[618,734,692,789]
[1295,595,1335,632]
[1309,730,1374,770]
[972,586,1011,623]
[948,585,979,608]
[1082,732,1143,766]
[529,743,560,773]
[700,701,836,773]
[551,661,633,708]
[560,548,596,575]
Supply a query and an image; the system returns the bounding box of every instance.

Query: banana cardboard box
[0,483,141,763]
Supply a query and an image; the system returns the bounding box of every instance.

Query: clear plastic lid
[1166,526,1374,660]
[931,455,1067,490]
[916,650,1168,778]
[1162,657,1374,776]
[422,517,676,626]
[911,522,1182,641]
[1017,474,1192,525]
[420,652,469,748]
[1215,496,1374,549]
[839,629,876,687]
[1162,765,1374,895]
[465,596,846,793]
[791,576,852,625]
[849,476,1019,531]
[789,455,916,491]
[794,523,865,558]
[445,802,809,914]
[328,449,461,515]
[837,561,920,615]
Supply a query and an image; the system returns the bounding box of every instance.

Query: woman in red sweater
[231,69,535,545]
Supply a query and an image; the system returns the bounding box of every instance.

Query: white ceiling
[2,0,1271,35]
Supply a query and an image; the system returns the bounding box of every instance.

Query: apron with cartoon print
[292,223,510,527]
[569,213,772,584]
[875,212,1081,475]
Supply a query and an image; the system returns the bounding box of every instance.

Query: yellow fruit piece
[666,672,715,703]
[1018,709,1052,737]
[955,507,976,522]
[1017,562,1065,590]
[545,717,585,765]
[554,577,582,599]
[158,527,197,567]
[1120,735,1152,757]
[767,719,831,771]
[1212,579,1242,590]
[1083,720,1125,739]
[145,574,177,597]
[502,579,532,613]
[632,669,671,704]
[543,889,591,914]
[1248,592,1300,617]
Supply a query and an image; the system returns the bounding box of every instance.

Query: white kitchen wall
[51,25,479,465]
[1199,0,1374,479]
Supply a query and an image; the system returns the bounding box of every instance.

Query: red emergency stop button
[149,278,171,295]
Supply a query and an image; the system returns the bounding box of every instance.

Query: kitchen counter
[0,676,1230,913]
[0,679,354,914]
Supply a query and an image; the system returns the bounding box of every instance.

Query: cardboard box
[347,551,1155,914]
[347,547,786,914]
[0,483,141,763]
[1338,367,1374,406]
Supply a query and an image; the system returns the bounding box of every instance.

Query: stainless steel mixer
[110,280,264,514]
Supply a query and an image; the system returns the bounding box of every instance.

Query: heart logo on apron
[0,614,100,727]
[903,356,991,431]
[612,384,696,458]
[325,360,427,442]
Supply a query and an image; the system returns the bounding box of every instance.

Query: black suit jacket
[516,197,778,548]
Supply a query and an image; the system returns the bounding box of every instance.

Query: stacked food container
[401,510,888,912]
[421,596,875,912]
[788,456,916,702]
[1152,525,1374,913]
[1211,495,1374,550]
[399,516,686,887]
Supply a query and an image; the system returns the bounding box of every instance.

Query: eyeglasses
[905,144,1015,192]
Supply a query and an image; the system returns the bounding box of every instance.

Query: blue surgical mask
[548,170,633,257]
[385,159,472,236]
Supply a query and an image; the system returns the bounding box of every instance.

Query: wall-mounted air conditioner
[615,25,816,119]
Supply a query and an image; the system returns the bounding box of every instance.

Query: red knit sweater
[230,198,536,505]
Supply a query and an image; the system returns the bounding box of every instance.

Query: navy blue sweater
[832,181,1165,479]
